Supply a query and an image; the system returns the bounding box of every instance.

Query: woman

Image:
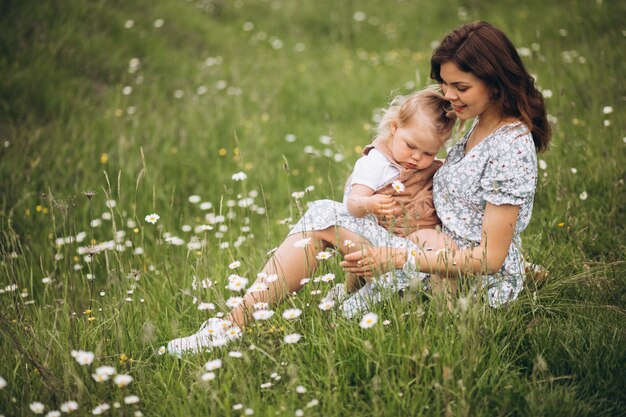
[167,21,550,355]
[343,20,550,306]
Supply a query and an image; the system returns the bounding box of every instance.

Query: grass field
[1,0,625,416]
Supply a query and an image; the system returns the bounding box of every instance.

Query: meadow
[0,0,624,416]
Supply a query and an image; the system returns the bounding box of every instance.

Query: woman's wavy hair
[430,21,551,152]
[375,85,457,145]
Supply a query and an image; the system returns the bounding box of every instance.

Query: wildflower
[227,276,249,292]
[71,350,95,365]
[92,403,110,415]
[306,399,319,408]
[265,274,278,283]
[226,296,244,308]
[299,278,310,285]
[200,372,216,382]
[204,359,222,371]
[0,376,6,389]
[318,300,335,311]
[295,385,307,394]
[293,237,311,248]
[198,302,216,311]
[229,260,241,269]
[321,273,336,282]
[211,337,228,348]
[245,409,254,415]
[310,289,322,295]
[284,333,302,344]
[252,310,275,320]
[579,191,588,200]
[291,191,305,199]
[113,374,133,387]
[295,410,304,417]
[188,195,201,203]
[344,239,355,248]
[383,320,391,326]
[316,251,332,260]
[392,180,405,192]
[30,402,45,414]
[124,395,140,405]
[602,106,613,114]
[59,401,79,412]
[254,301,270,310]
[285,134,297,142]
[42,276,52,284]
[282,308,302,320]
[570,167,578,174]
[359,312,379,329]
[232,171,247,181]
[260,382,272,389]
[158,346,166,355]
[145,213,160,224]
[83,190,96,200]
[229,351,243,358]
[105,200,116,208]
[248,282,269,293]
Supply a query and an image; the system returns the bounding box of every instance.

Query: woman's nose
[443,88,456,100]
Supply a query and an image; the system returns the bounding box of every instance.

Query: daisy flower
[254,301,269,310]
[30,402,45,414]
[318,300,335,311]
[260,382,272,389]
[315,251,332,260]
[229,260,241,269]
[295,385,307,394]
[71,350,95,366]
[113,374,133,387]
[299,277,310,285]
[392,180,405,193]
[201,372,216,381]
[204,359,222,371]
[124,395,140,405]
[283,333,302,344]
[225,327,242,339]
[252,310,275,320]
[282,308,302,320]
[232,171,247,181]
[158,346,166,355]
[248,282,269,293]
[320,273,336,282]
[226,296,244,308]
[359,312,378,329]
[293,237,311,248]
[198,302,216,311]
[144,213,160,224]
[59,401,78,413]
[228,351,243,358]
[0,376,6,389]
[211,337,228,348]
[264,274,279,283]
[188,195,201,203]
[344,239,355,248]
[227,276,249,292]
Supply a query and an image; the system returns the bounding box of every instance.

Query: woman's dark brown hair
[430,21,551,152]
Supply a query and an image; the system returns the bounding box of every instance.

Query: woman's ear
[390,122,398,134]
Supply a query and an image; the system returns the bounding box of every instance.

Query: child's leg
[227,227,372,327]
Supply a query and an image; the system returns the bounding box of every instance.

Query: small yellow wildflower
[119,353,128,363]
[36,205,43,212]
[25,208,31,216]
[557,222,565,227]
[133,228,139,234]
[88,317,96,322]
[84,309,93,314]
[354,145,363,154]
[218,148,227,157]
[100,153,109,164]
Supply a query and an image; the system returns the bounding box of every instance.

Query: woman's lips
[453,104,467,113]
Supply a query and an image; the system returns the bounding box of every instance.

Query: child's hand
[366,195,400,217]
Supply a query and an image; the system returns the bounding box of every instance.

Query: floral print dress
[433,119,537,306]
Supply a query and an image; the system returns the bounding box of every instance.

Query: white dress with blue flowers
[433,119,537,306]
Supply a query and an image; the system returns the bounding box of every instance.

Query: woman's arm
[347,184,400,218]
[341,202,519,277]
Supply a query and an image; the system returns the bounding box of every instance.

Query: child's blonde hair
[374,85,457,143]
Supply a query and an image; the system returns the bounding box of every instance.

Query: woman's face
[439,61,496,121]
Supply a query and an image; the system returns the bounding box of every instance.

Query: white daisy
[293,237,311,248]
[392,180,405,192]
[229,260,241,269]
[59,401,78,413]
[204,359,222,371]
[144,213,160,224]
[315,251,332,260]
[232,171,247,181]
[226,296,244,308]
[284,333,302,344]
[70,350,95,366]
[228,351,243,358]
[201,372,216,381]
[124,395,140,405]
[359,312,378,329]
[320,273,335,282]
[318,300,335,311]
[248,282,269,293]
[113,374,133,387]
[253,301,269,310]
[282,308,302,320]
[252,310,275,320]
[30,402,45,414]
[264,274,279,283]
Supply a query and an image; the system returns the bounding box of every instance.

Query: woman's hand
[340,246,407,277]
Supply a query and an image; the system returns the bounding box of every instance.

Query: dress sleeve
[481,131,537,206]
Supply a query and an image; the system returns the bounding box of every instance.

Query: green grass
[1,0,625,415]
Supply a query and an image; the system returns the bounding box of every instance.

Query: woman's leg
[227,227,372,327]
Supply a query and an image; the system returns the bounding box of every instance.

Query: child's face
[390,113,442,170]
